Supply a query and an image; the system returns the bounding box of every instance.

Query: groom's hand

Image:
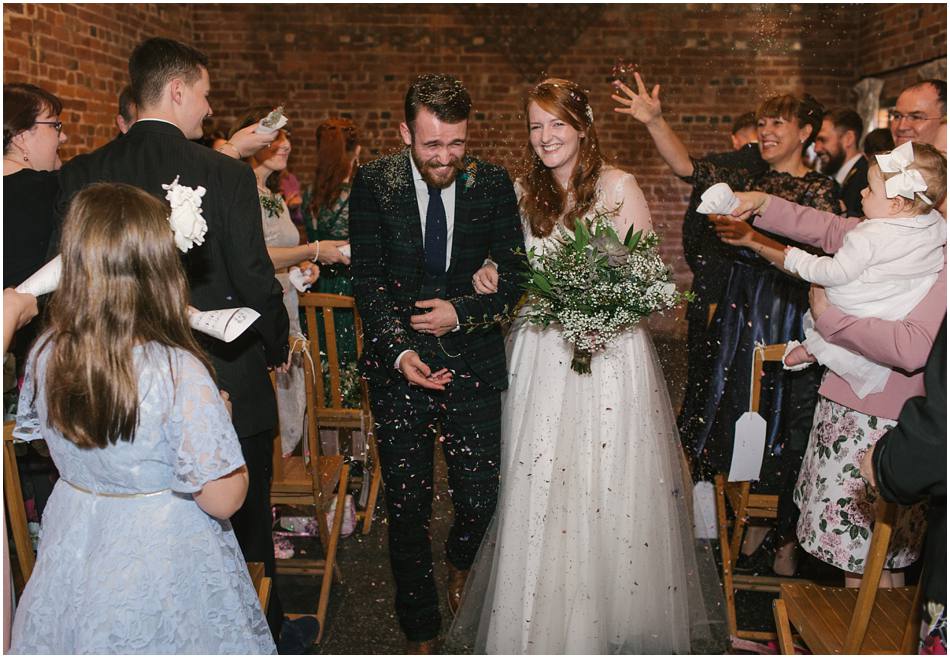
[410,299,459,337]
[398,351,453,390]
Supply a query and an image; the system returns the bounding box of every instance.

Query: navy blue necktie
[424,184,447,275]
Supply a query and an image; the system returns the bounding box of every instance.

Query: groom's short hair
[404,74,472,131]
[129,38,209,109]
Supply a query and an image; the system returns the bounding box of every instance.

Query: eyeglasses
[35,120,63,133]
[887,111,944,125]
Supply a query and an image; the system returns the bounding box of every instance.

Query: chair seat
[780,582,916,654]
[272,454,345,501]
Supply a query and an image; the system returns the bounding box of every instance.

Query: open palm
[611,71,663,125]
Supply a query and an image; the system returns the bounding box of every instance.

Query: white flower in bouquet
[162,175,208,253]
[522,212,692,374]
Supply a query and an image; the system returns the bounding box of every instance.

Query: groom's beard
[410,147,464,189]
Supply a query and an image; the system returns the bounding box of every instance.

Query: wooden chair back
[716,342,795,642]
[270,333,350,644]
[3,420,35,591]
[296,292,381,534]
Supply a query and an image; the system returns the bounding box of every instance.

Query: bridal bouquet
[523,214,691,374]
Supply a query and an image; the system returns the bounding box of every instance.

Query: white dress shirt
[834,153,864,186]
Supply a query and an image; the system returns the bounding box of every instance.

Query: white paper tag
[337,244,351,259]
[728,411,767,482]
[692,480,719,539]
[188,307,260,342]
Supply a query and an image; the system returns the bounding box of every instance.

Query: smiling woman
[615,74,841,577]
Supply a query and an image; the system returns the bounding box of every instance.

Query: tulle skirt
[448,316,728,654]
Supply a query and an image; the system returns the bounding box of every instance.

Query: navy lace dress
[678,159,839,497]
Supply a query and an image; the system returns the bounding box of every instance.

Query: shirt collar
[835,153,864,185]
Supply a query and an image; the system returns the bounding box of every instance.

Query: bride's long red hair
[519,79,604,238]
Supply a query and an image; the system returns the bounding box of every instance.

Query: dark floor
[275,336,831,654]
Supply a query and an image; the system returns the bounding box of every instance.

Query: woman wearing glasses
[3,83,68,383]
[3,83,67,290]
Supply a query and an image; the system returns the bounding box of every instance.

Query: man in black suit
[55,38,291,642]
[814,109,867,217]
[349,74,524,652]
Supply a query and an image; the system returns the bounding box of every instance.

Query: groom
[349,74,525,652]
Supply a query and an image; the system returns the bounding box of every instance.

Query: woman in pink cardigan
[713,193,945,588]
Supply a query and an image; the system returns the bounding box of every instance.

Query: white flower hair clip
[162,176,208,252]
[875,141,933,205]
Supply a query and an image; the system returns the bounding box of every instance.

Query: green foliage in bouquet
[522,213,693,374]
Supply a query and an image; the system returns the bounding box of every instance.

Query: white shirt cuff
[395,349,413,371]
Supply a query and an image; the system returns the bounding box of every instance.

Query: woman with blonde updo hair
[456,78,727,654]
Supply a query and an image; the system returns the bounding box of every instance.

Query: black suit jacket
[55,119,289,438]
[874,315,946,605]
[349,150,525,391]
[839,155,868,218]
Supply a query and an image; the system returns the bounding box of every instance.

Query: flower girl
[9,183,275,654]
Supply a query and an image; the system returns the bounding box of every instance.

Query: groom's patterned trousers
[369,362,501,642]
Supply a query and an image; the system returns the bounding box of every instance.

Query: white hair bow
[875,141,933,205]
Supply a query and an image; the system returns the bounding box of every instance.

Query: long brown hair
[310,118,359,214]
[519,79,604,238]
[41,183,213,449]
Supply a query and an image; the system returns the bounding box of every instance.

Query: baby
[718,142,946,398]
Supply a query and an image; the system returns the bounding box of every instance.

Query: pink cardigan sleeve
[754,195,947,372]
[814,262,946,372]
[753,195,860,254]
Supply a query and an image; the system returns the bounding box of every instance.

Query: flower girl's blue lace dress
[9,341,275,654]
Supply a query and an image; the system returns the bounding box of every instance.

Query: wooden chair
[715,342,805,641]
[247,561,272,614]
[271,336,351,644]
[298,292,382,535]
[3,419,35,593]
[772,500,923,654]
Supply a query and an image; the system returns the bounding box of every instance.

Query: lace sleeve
[13,344,45,443]
[170,351,246,493]
[681,156,748,190]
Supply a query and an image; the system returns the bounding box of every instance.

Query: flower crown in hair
[875,141,933,205]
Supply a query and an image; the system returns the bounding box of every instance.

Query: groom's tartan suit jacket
[349,149,526,391]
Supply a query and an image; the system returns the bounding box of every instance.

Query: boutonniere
[462,161,478,191]
[259,190,285,218]
[162,175,208,252]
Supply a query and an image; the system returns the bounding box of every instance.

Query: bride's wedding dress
[449,169,727,654]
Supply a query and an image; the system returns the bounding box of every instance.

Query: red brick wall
[6,3,940,335]
[3,2,194,155]
[192,4,860,333]
[857,3,947,107]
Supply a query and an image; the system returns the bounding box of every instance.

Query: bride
[451,79,727,654]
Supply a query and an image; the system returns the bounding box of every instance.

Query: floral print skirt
[793,396,927,573]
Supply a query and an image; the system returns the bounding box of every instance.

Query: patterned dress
[793,397,926,572]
